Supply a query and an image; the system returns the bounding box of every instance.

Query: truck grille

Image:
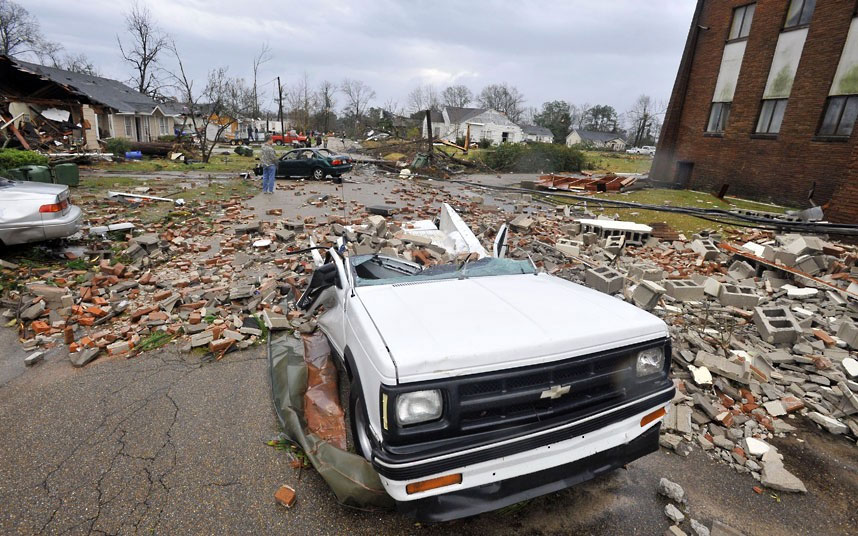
[456,348,638,433]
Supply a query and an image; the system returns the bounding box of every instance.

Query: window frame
[727,3,756,42]
[755,98,788,135]
[158,116,169,136]
[784,0,815,31]
[817,95,858,138]
[705,102,731,134]
[123,116,134,138]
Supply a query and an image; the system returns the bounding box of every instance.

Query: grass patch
[582,150,653,174]
[136,331,175,353]
[556,188,793,235]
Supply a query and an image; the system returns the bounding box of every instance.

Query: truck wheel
[349,378,373,460]
[275,140,283,146]
[312,167,325,180]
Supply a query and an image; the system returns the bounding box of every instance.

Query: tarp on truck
[267,332,394,510]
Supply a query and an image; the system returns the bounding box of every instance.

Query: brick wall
[654,0,858,224]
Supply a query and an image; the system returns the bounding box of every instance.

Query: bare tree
[53,53,100,76]
[315,80,337,132]
[570,103,591,130]
[406,84,440,114]
[285,73,314,132]
[169,42,245,163]
[251,42,272,119]
[626,94,665,147]
[441,85,472,108]
[476,83,526,122]
[0,0,60,59]
[340,78,375,136]
[117,3,168,96]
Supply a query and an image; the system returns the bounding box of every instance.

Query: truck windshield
[350,255,536,287]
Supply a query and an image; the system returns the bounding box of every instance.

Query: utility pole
[277,76,284,135]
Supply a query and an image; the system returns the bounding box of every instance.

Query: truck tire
[275,140,284,146]
[312,167,325,180]
[349,377,373,460]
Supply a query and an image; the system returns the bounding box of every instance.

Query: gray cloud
[26,0,694,115]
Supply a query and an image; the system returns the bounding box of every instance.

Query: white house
[565,129,627,151]
[521,124,554,143]
[423,106,524,145]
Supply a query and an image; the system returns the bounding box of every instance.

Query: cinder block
[633,280,666,310]
[585,266,624,295]
[555,238,581,258]
[718,284,760,309]
[628,263,665,282]
[691,239,720,260]
[794,254,822,275]
[602,235,625,255]
[837,321,858,349]
[785,236,823,256]
[727,260,755,280]
[665,279,705,302]
[703,277,722,298]
[753,307,801,345]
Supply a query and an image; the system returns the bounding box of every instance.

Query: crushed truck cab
[298,203,673,522]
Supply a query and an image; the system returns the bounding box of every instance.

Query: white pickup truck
[298,204,673,521]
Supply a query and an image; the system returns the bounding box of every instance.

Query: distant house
[2,56,181,148]
[422,106,524,145]
[520,124,554,143]
[565,129,627,151]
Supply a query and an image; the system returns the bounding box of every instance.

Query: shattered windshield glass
[350,255,536,287]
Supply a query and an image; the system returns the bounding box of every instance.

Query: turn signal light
[640,407,666,427]
[405,473,462,495]
[39,200,69,213]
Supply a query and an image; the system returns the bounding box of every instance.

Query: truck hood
[355,273,667,383]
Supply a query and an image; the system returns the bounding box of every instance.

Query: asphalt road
[2,173,857,535]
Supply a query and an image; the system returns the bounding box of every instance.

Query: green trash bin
[52,163,80,186]
[19,165,53,183]
[3,167,27,181]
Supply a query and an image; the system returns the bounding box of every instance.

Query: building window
[158,116,169,136]
[819,95,858,136]
[729,4,755,40]
[756,99,788,134]
[124,116,134,137]
[706,102,731,133]
[785,0,815,29]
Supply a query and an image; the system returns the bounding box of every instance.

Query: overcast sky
[26,0,695,118]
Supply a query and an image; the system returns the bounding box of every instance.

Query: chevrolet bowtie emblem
[540,384,571,400]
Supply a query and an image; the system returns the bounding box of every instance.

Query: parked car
[274,148,353,180]
[297,204,673,522]
[0,178,83,245]
[640,146,656,156]
[271,131,308,147]
[625,147,641,155]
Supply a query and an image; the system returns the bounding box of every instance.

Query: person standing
[260,135,277,194]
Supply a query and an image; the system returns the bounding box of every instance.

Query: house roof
[445,106,487,124]
[12,58,169,115]
[571,129,625,142]
[521,124,553,137]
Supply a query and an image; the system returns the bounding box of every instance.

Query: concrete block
[691,239,719,260]
[628,263,665,282]
[24,351,45,366]
[585,266,624,295]
[555,238,581,258]
[785,235,823,256]
[794,254,822,275]
[703,278,722,298]
[718,284,759,309]
[602,235,625,255]
[753,307,801,345]
[837,321,858,349]
[727,260,755,280]
[633,280,665,311]
[665,279,705,302]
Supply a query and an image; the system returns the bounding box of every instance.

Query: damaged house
[0,55,181,150]
[565,129,627,151]
[423,106,525,145]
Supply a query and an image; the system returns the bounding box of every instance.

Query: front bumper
[397,422,661,522]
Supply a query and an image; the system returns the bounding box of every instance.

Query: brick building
[652,0,858,223]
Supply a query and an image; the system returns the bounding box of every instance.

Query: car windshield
[350,255,536,287]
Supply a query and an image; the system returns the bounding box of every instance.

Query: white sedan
[0,179,83,245]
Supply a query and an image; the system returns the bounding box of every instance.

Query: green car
[273,148,354,180]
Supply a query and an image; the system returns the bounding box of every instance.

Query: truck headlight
[396,390,442,425]
[636,347,664,376]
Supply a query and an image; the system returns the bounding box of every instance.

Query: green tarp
[267,334,394,510]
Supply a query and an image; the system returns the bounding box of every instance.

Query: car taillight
[332,159,342,165]
[39,199,68,213]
